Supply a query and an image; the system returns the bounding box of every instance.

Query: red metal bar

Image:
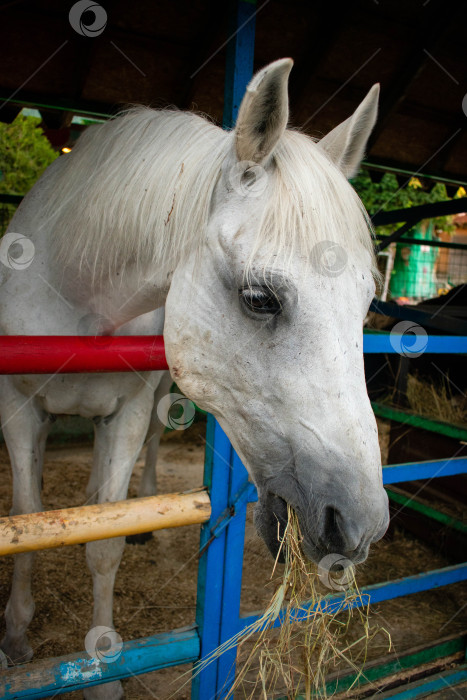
[0,336,169,374]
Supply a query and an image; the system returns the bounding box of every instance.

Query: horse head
[164,59,389,565]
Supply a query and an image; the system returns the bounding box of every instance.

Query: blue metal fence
[2,0,467,695]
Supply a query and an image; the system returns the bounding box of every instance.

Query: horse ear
[317,84,380,179]
[235,58,293,164]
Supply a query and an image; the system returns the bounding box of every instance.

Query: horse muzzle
[254,487,389,566]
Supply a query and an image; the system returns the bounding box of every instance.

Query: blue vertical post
[215,0,257,695]
[216,451,250,695]
[222,0,257,130]
[192,414,233,699]
[193,2,256,698]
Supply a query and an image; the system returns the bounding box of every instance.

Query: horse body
[0,59,389,699]
[0,160,171,700]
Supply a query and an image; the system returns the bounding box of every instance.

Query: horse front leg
[127,372,172,546]
[0,379,50,665]
[84,385,155,700]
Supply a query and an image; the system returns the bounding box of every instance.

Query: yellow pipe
[0,488,211,556]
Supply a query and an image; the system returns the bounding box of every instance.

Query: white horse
[0,59,389,699]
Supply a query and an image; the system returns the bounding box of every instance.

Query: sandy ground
[0,420,466,699]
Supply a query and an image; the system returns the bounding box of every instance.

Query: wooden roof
[1,0,466,184]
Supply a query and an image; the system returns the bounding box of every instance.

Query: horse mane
[41,107,376,282]
[41,108,230,281]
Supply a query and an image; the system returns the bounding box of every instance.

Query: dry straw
[191,506,390,699]
[406,374,467,426]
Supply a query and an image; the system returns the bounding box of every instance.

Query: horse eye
[239,287,282,316]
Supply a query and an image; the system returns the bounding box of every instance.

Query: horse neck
[50,258,172,329]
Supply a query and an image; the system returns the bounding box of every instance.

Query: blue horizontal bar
[239,562,467,631]
[383,457,467,484]
[363,334,467,354]
[1,626,199,699]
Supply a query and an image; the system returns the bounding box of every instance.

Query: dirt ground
[0,419,466,699]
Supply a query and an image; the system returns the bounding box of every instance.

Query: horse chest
[10,372,152,419]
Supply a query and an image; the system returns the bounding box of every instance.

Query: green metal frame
[386,487,467,534]
[371,401,467,442]
[286,632,467,698]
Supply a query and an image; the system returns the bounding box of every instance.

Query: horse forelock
[246,130,377,282]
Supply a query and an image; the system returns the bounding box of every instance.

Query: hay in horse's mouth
[191,505,392,699]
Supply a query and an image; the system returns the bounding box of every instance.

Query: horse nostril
[324,505,338,533]
[321,505,363,554]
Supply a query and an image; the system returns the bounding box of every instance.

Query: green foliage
[0,113,58,194]
[351,170,455,235]
[0,113,58,234]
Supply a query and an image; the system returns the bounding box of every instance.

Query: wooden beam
[0,489,211,555]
